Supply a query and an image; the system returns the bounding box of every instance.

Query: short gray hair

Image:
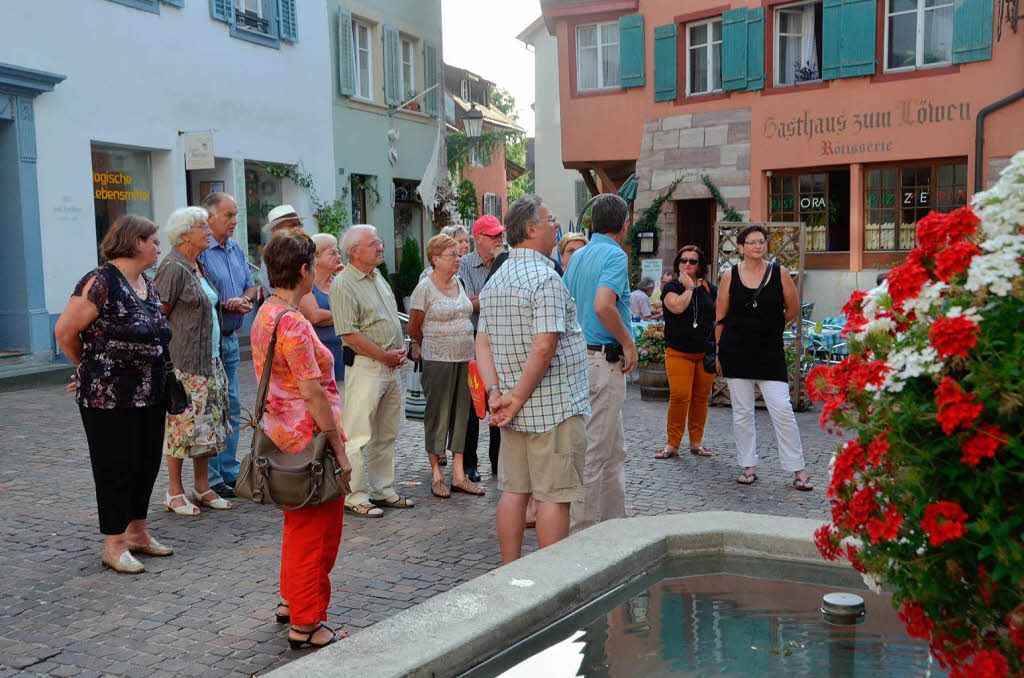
[165,206,209,247]
[590,193,629,235]
[340,224,378,260]
[440,225,468,239]
[639,277,655,291]
[201,191,233,214]
[504,194,543,247]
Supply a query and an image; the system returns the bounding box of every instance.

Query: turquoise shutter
[277,0,297,42]
[840,0,876,76]
[423,40,439,117]
[822,0,842,80]
[619,14,645,88]
[653,24,678,102]
[338,10,356,97]
[953,0,994,64]
[721,8,747,91]
[383,25,401,106]
[161,0,184,7]
[210,0,231,22]
[745,7,765,90]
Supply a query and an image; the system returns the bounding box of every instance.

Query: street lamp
[463,104,484,138]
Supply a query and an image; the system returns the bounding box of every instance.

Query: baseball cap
[473,214,504,237]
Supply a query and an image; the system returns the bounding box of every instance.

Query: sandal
[451,478,485,496]
[431,479,450,499]
[369,495,415,509]
[793,476,814,492]
[655,445,680,459]
[346,502,384,518]
[190,489,231,510]
[288,623,339,651]
[162,491,199,516]
[737,472,758,485]
[276,602,290,624]
[690,444,712,457]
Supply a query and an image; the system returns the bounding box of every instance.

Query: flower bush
[807,150,1024,677]
[635,322,666,367]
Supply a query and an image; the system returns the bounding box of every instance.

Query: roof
[516,16,546,44]
[505,157,526,181]
[451,94,524,133]
[443,62,496,87]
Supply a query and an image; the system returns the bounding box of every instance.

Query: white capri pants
[727,378,806,471]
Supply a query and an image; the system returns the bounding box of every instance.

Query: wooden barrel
[637,363,670,401]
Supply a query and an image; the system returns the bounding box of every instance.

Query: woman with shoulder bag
[54,215,175,574]
[154,207,233,515]
[655,246,718,460]
[715,225,812,490]
[250,230,352,650]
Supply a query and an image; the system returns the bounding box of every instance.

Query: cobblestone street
[0,363,836,677]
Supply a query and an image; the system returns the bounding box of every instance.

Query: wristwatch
[486,384,501,395]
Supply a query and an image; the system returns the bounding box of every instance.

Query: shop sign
[866,189,968,207]
[184,131,215,170]
[641,258,663,282]
[93,171,150,201]
[770,196,827,211]
[762,98,972,158]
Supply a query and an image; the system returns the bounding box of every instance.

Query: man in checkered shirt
[475,195,590,564]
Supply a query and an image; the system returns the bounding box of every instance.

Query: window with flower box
[774,0,823,86]
[863,161,967,251]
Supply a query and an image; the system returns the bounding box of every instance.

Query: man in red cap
[458,214,506,482]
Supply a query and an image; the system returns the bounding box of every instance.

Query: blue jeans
[208,334,242,486]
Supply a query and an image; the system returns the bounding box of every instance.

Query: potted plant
[396,236,423,311]
[405,90,420,112]
[808,151,1024,677]
[635,322,669,401]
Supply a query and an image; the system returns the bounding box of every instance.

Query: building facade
[541,0,1024,314]
[330,0,445,270]
[1,0,335,357]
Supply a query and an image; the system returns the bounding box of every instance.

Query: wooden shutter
[574,180,589,219]
[277,0,298,42]
[953,0,994,64]
[823,0,877,79]
[822,0,842,80]
[338,10,356,97]
[383,25,401,106]
[423,40,439,117]
[161,0,184,7]
[210,0,231,22]
[619,14,646,88]
[721,8,747,91]
[653,24,678,102]
[745,7,765,90]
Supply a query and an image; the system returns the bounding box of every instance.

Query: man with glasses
[329,225,414,518]
[563,193,638,532]
[258,204,308,298]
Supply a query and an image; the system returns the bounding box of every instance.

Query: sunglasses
[679,258,700,265]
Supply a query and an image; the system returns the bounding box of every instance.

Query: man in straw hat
[258,204,309,297]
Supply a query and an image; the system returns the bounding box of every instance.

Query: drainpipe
[974,89,1024,192]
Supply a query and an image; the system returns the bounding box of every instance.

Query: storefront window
[244,161,283,264]
[864,161,966,250]
[768,171,849,252]
[91,144,154,247]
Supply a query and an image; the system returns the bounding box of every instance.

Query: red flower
[814,524,842,561]
[845,544,866,573]
[865,431,891,467]
[847,485,880,529]
[935,377,983,435]
[921,501,969,546]
[867,503,904,544]
[899,600,934,640]
[961,425,1005,466]
[929,315,980,360]
[828,438,862,498]
[841,289,869,335]
[916,207,980,256]
[978,565,997,606]
[1007,603,1024,649]
[887,249,931,310]
[931,631,978,670]
[950,650,1009,678]
[934,240,982,281]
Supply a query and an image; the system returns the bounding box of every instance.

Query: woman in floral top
[250,230,352,651]
[55,215,175,574]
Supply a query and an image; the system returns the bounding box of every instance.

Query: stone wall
[634,108,752,267]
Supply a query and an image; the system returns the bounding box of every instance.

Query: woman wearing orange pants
[655,246,718,458]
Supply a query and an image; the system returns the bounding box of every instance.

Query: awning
[617,172,638,202]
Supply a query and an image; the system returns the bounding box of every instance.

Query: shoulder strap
[254,309,293,425]
[748,262,774,306]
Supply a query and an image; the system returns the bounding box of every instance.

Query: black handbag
[115,266,190,415]
[699,281,718,374]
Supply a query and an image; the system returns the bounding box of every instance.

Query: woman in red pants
[250,230,352,650]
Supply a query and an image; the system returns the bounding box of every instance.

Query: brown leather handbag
[235,310,348,511]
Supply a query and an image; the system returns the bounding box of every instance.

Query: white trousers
[727,378,805,472]
[343,356,402,506]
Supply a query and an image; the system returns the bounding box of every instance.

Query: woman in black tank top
[714,225,812,491]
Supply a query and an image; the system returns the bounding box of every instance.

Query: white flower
[862,280,890,320]
[900,281,948,320]
[972,150,1024,240]
[879,344,941,393]
[965,234,1024,297]
[861,571,883,594]
[854,315,897,342]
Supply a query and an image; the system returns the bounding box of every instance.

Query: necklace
[692,287,699,329]
[269,293,299,311]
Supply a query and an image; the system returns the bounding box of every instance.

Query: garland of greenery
[456,179,478,220]
[351,174,381,207]
[701,174,744,222]
[446,130,522,175]
[626,175,686,285]
[262,162,350,237]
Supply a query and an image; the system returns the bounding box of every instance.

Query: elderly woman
[408,234,483,499]
[300,233,345,384]
[55,215,174,573]
[154,207,232,515]
[419,225,470,281]
[716,225,812,490]
[251,230,352,650]
[655,246,717,459]
[558,231,588,273]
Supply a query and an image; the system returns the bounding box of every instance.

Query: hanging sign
[641,258,663,282]
[183,131,215,170]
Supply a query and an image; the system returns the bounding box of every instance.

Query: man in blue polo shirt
[198,192,259,497]
[563,193,637,532]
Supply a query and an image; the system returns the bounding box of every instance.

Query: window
[92,144,154,247]
[864,161,967,250]
[886,0,953,70]
[769,173,829,250]
[687,18,722,95]
[460,79,471,101]
[576,21,620,91]
[483,193,502,221]
[401,38,415,100]
[574,179,590,220]
[774,1,822,86]
[106,0,159,12]
[468,145,489,167]
[234,0,271,34]
[444,94,456,124]
[353,21,372,100]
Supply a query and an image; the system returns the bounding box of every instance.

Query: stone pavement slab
[0,361,837,676]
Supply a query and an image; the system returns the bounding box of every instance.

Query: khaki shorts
[498,416,586,504]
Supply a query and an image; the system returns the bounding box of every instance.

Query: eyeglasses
[534,216,558,226]
[742,239,767,246]
[192,222,211,232]
[437,253,462,260]
[357,238,384,249]
[679,258,700,265]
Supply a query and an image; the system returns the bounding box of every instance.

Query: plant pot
[637,362,670,401]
